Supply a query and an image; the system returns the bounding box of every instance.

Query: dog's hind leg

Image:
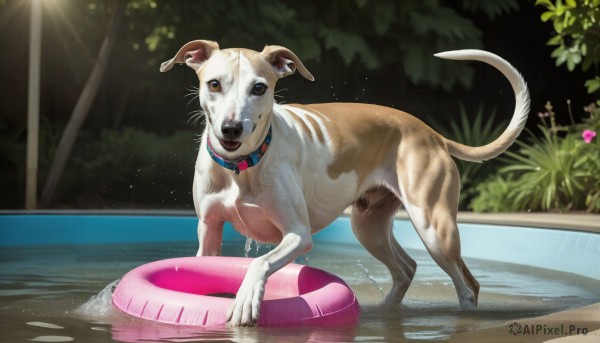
[351,187,417,305]
[399,149,479,310]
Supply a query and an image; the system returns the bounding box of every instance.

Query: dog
[160,40,530,327]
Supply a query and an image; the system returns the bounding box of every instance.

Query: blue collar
[206,127,272,174]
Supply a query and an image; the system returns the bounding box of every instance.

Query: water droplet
[244,237,253,258]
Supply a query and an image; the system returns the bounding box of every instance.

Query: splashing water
[75,280,119,319]
[295,254,309,264]
[244,237,253,257]
[355,260,385,299]
[243,236,308,263]
[243,237,277,258]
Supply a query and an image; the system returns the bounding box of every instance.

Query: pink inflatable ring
[112,256,360,327]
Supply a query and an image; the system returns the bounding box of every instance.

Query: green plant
[430,103,507,210]
[579,100,600,131]
[502,127,589,211]
[535,0,600,93]
[470,175,519,212]
[578,100,600,210]
[471,100,600,212]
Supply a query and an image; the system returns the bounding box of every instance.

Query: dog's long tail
[435,50,530,162]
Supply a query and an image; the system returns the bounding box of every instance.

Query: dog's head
[161,40,314,159]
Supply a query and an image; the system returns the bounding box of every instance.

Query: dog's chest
[232,205,282,243]
[217,187,283,243]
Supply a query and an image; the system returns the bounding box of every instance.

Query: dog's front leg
[226,176,313,327]
[226,229,312,326]
[196,219,224,256]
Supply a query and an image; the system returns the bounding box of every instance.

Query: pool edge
[3,209,599,233]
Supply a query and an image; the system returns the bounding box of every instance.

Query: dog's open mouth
[219,140,241,152]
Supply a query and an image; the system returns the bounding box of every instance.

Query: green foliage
[84,0,519,91]
[430,104,507,210]
[535,0,600,93]
[461,0,520,19]
[0,124,197,209]
[585,76,600,93]
[501,128,591,211]
[64,127,197,208]
[472,100,600,212]
[470,175,519,212]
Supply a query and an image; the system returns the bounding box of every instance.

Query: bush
[0,123,199,209]
[60,127,198,209]
[470,175,519,212]
[472,100,600,212]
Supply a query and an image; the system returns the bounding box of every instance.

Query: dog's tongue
[220,140,241,151]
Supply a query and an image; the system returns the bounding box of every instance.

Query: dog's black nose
[221,121,243,140]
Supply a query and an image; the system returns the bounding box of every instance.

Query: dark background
[0,0,596,209]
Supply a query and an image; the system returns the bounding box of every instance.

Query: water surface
[1,240,599,342]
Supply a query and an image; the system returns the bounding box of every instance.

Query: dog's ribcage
[272,104,400,231]
[269,104,360,230]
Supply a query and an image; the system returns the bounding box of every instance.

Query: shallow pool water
[1,240,599,342]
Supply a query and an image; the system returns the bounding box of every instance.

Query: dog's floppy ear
[261,45,315,81]
[160,40,220,72]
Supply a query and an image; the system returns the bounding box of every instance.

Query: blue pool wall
[1,214,599,280]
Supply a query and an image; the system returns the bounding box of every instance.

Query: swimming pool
[1,212,599,342]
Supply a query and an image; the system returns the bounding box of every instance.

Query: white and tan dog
[160,40,530,327]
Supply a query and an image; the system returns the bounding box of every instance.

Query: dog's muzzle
[220,121,243,151]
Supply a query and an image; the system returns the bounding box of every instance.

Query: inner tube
[112,256,360,327]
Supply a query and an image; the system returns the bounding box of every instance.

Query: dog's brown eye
[252,83,267,96]
[207,80,221,92]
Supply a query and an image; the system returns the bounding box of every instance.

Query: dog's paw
[225,287,263,327]
[225,263,266,327]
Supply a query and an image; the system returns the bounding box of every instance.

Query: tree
[40,2,125,207]
[1,0,520,207]
[135,0,520,90]
[535,0,600,93]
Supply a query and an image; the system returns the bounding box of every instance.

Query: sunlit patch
[29,336,74,342]
[26,322,64,330]
[90,327,110,332]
